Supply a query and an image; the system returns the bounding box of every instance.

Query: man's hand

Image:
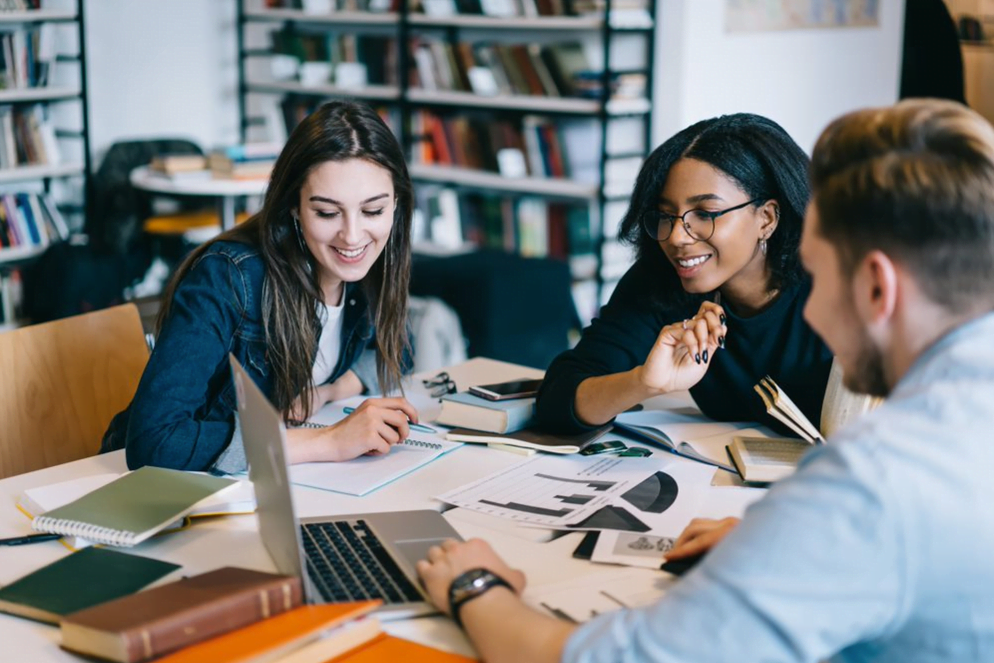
[416,538,526,614]
[665,517,740,560]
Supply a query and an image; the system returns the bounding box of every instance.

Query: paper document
[437,454,713,537]
[591,531,676,569]
[525,569,674,623]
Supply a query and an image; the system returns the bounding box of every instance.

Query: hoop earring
[760,238,768,256]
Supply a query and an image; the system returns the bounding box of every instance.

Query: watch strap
[448,568,513,629]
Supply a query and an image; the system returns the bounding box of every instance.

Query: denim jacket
[101,240,379,474]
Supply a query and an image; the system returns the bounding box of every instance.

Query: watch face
[454,568,490,592]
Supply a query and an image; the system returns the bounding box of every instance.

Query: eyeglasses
[642,198,763,242]
[422,371,457,398]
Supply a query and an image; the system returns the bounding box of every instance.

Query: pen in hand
[0,532,62,546]
[342,406,437,435]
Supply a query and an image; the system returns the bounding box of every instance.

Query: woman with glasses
[102,101,422,473]
[536,113,832,437]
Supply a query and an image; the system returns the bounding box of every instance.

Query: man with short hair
[416,99,994,662]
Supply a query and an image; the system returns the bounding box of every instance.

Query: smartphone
[580,440,628,456]
[468,378,543,401]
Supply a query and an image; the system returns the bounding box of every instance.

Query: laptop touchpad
[394,538,449,568]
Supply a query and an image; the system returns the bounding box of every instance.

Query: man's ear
[853,250,898,326]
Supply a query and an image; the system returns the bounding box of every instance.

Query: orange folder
[152,602,381,663]
[327,633,477,662]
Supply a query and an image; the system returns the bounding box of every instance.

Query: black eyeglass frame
[642,198,765,242]
[422,371,457,398]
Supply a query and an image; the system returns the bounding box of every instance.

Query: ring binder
[401,438,443,450]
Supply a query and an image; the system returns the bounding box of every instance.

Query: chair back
[0,304,148,478]
[820,358,884,438]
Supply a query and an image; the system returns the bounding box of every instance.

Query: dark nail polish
[702,350,708,363]
[720,314,726,325]
[719,336,725,349]
[695,353,701,364]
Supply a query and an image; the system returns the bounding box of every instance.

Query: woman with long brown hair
[102,101,419,473]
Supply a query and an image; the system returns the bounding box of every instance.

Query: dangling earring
[760,238,768,256]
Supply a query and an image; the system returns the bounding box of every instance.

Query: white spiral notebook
[288,436,463,496]
[30,466,238,547]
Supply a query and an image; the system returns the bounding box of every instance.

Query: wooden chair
[0,304,149,479]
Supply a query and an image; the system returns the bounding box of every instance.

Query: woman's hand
[639,301,727,394]
[665,516,739,560]
[416,538,527,615]
[287,397,421,463]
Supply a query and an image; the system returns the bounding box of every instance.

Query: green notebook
[0,547,179,624]
[32,467,236,547]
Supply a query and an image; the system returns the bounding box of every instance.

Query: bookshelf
[236,0,654,323]
[0,0,91,329]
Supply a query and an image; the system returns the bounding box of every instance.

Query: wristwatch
[448,568,513,629]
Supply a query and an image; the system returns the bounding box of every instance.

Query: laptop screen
[229,355,308,587]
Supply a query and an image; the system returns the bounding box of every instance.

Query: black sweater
[536,259,833,435]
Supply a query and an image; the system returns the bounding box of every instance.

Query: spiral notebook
[31,466,237,547]
[288,436,463,496]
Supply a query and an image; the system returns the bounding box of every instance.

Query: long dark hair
[158,101,413,420]
[618,113,810,307]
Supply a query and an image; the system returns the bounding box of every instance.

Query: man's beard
[843,329,890,398]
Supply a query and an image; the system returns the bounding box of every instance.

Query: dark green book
[0,547,179,624]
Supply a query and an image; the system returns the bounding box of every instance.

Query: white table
[129,166,269,231]
[0,358,766,661]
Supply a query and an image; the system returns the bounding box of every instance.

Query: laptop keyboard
[301,520,423,604]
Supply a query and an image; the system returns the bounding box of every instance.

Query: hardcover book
[60,567,303,663]
[0,548,179,625]
[436,391,535,434]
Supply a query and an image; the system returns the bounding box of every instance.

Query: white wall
[653,0,907,153]
[84,0,239,168]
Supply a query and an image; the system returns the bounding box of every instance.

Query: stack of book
[149,154,208,179]
[209,144,281,181]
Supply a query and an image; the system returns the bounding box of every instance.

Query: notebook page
[289,435,463,497]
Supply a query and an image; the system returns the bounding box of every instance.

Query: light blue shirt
[564,312,994,663]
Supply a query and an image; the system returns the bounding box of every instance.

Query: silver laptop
[230,355,462,619]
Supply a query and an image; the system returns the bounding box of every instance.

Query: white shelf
[248,80,401,100]
[0,163,84,183]
[0,9,77,23]
[409,164,599,200]
[410,14,601,29]
[408,89,649,115]
[243,8,399,24]
[0,243,46,265]
[0,87,80,104]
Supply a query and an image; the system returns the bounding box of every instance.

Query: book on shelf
[0,24,57,89]
[445,422,611,454]
[31,466,239,547]
[149,602,382,663]
[0,547,179,625]
[0,192,70,254]
[0,104,61,169]
[60,567,304,663]
[436,390,535,433]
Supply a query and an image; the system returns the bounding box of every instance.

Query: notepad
[0,547,179,624]
[31,466,238,547]
[288,436,463,496]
